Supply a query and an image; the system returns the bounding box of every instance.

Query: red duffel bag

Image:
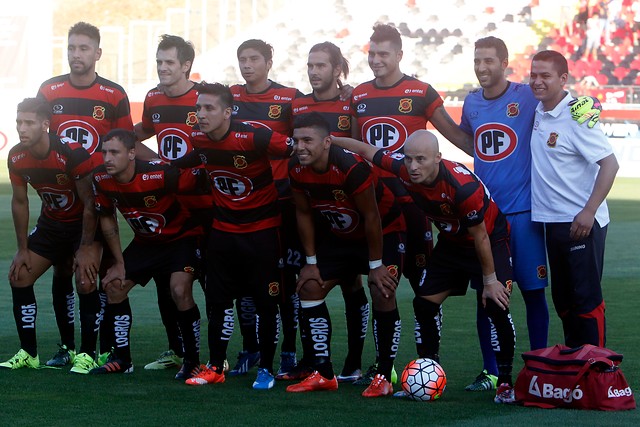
[514,344,636,410]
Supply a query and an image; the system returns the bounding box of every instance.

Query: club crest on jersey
[505,280,513,293]
[415,254,426,268]
[268,282,280,296]
[537,265,547,279]
[398,98,413,113]
[387,265,399,279]
[268,105,282,119]
[440,203,452,216]
[56,174,70,185]
[332,189,347,202]
[93,106,105,121]
[506,102,520,118]
[233,155,248,169]
[184,266,195,274]
[144,196,157,208]
[186,112,198,126]
[337,115,351,131]
[547,132,559,147]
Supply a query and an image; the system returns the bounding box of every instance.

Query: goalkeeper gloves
[568,96,602,129]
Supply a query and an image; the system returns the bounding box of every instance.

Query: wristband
[306,255,317,265]
[483,272,498,286]
[369,259,383,269]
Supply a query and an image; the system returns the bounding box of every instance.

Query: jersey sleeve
[67,143,97,179]
[424,84,444,121]
[455,180,488,229]
[262,129,293,158]
[372,150,407,179]
[114,94,134,131]
[344,160,373,196]
[140,96,155,133]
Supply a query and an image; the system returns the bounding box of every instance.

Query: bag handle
[570,356,615,389]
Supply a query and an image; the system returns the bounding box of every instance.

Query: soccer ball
[400,358,447,401]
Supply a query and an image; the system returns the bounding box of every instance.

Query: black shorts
[123,237,199,286]
[402,202,433,282]
[414,236,513,297]
[315,231,405,281]
[27,216,82,265]
[207,227,283,302]
[279,199,303,273]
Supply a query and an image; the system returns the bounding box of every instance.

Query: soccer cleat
[494,383,518,404]
[276,363,313,381]
[465,369,498,391]
[144,350,182,370]
[286,371,338,393]
[185,365,225,386]
[392,390,409,399]
[70,352,98,374]
[336,369,362,383]
[175,362,201,380]
[228,351,260,377]
[89,356,133,374]
[352,363,377,386]
[45,344,76,367]
[0,349,40,370]
[275,351,297,378]
[252,368,275,390]
[362,374,393,398]
[97,350,111,367]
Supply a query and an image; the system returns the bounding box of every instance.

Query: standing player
[286,113,405,398]
[289,42,370,383]
[350,23,472,385]
[88,129,203,378]
[229,39,303,379]
[36,21,133,369]
[134,34,212,372]
[0,98,98,373]
[332,130,518,404]
[529,50,618,347]
[174,83,292,390]
[457,36,549,392]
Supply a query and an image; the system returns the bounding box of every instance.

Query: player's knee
[298,279,328,300]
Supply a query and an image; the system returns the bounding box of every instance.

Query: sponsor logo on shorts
[268,281,280,296]
[505,280,513,293]
[415,253,426,268]
[570,244,586,252]
[547,132,559,147]
[387,264,399,279]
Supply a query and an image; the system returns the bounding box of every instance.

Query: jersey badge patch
[440,203,452,215]
[144,195,157,208]
[93,106,105,121]
[186,112,198,126]
[547,132,559,148]
[268,105,282,119]
[506,102,520,118]
[56,174,70,185]
[337,115,351,131]
[398,98,413,113]
[268,281,280,296]
[233,155,248,169]
[332,189,347,202]
[537,265,547,279]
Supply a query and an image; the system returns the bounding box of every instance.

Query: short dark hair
[293,112,331,137]
[309,42,350,80]
[370,24,402,50]
[158,34,195,77]
[475,36,509,62]
[531,50,568,76]
[237,39,273,62]
[17,97,52,121]
[195,82,233,109]
[103,128,137,150]
[68,22,100,45]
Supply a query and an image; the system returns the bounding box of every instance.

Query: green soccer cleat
[144,350,182,370]
[70,352,98,374]
[465,369,498,391]
[45,344,76,367]
[0,349,40,370]
[97,351,111,367]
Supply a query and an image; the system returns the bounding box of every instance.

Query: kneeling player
[332,130,518,403]
[90,129,203,379]
[286,113,405,397]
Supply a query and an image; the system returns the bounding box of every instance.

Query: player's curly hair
[68,21,100,45]
[370,23,402,50]
[17,98,52,122]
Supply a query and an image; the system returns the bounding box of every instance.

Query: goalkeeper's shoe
[228,351,260,376]
[362,374,393,398]
[45,344,75,367]
[185,364,225,386]
[144,349,182,370]
[70,352,98,374]
[352,363,377,386]
[89,355,133,374]
[465,369,498,391]
[0,349,40,370]
[286,371,338,393]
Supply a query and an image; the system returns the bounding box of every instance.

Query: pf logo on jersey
[337,115,350,131]
[474,122,517,162]
[123,211,166,236]
[362,117,408,152]
[186,112,198,126]
[318,205,359,234]
[41,187,74,211]
[212,170,252,201]
[93,106,105,121]
[57,120,100,154]
[398,98,413,113]
[268,105,282,119]
[157,128,190,160]
[506,102,520,118]
[547,132,559,148]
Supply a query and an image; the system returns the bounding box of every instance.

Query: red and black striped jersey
[176,121,293,233]
[289,144,404,240]
[140,85,199,161]
[37,74,133,155]
[8,133,96,223]
[351,75,443,152]
[93,160,203,243]
[292,94,352,137]
[230,81,303,198]
[372,151,508,246]
[139,85,213,211]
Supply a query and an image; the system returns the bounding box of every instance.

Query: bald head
[403,130,442,185]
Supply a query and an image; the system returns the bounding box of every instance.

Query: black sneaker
[175,362,200,380]
[89,355,133,374]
